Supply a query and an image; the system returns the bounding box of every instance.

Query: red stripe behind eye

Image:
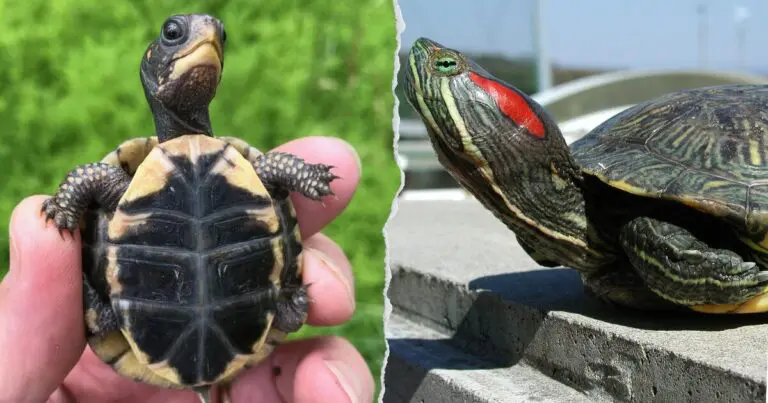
[469,72,546,138]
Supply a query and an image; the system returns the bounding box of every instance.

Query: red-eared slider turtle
[403,37,768,314]
[41,14,338,402]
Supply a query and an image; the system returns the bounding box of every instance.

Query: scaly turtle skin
[42,14,338,402]
[403,37,768,314]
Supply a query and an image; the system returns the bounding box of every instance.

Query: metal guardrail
[529,69,768,123]
[398,69,768,193]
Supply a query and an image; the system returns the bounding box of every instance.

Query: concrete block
[383,312,596,402]
[386,199,768,402]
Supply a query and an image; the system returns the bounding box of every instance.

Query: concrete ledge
[384,313,594,402]
[385,199,768,402]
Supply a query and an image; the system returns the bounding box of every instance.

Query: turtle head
[404,38,605,269]
[140,13,226,142]
[403,37,569,171]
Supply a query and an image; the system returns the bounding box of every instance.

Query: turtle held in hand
[403,37,768,314]
[42,14,338,402]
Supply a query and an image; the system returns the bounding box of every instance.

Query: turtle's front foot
[41,162,132,233]
[254,152,339,200]
[41,197,81,233]
[620,216,768,306]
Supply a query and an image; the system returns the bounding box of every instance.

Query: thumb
[0,195,85,403]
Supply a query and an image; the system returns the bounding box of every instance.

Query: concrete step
[385,198,768,403]
[383,312,597,403]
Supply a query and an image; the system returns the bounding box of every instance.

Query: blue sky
[399,0,768,72]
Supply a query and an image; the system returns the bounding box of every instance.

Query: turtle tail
[195,385,232,403]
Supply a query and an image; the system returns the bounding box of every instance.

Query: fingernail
[324,359,363,403]
[307,247,355,307]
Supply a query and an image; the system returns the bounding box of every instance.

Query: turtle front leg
[42,163,132,232]
[252,152,339,200]
[220,137,338,200]
[619,216,768,307]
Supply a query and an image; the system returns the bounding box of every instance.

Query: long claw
[741,262,757,272]
[679,250,704,263]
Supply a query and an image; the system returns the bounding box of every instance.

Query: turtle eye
[161,19,185,44]
[433,54,460,75]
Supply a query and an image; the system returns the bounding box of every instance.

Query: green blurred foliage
[0,0,398,391]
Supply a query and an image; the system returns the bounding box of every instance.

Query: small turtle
[42,14,338,402]
[403,37,768,314]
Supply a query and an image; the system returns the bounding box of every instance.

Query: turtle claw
[41,197,80,234]
[741,262,758,271]
[755,270,768,282]
[679,250,705,263]
[302,282,317,304]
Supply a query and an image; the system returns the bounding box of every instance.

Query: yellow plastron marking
[269,237,285,286]
[293,226,304,278]
[740,236,768,255]
[160,134,204,164]
[245,207,280,236]
[116,147,174,204]
[208,140,270,198]
[107,211,153,243]
[113,312,183,386]
[691,288,768,313]
[90,332,179,388]
[102,137,159,172]
[105,246,123,295]
[750,232,768,252]
[218,136,264,165]
[213,311,277,385]
[89,332,130,363]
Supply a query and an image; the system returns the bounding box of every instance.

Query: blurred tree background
[0,0,398,392]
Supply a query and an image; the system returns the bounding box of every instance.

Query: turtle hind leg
[195,385,232,403]
[272,285,310,334]
[83,273,120,338]
[42,163,131,233]
[619,216,768,307]
[253,152,339,200]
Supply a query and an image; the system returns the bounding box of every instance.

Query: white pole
[532,0,552,91]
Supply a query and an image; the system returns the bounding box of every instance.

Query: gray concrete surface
[385,199,768,403]
[384,313,597,403]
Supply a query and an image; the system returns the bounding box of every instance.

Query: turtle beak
[168,23,224,82]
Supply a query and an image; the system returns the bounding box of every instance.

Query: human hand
[0,136,374,403]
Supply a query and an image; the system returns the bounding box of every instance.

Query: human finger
[301,233,356,326]
[0,195,85,403]
[230,336,374,403]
